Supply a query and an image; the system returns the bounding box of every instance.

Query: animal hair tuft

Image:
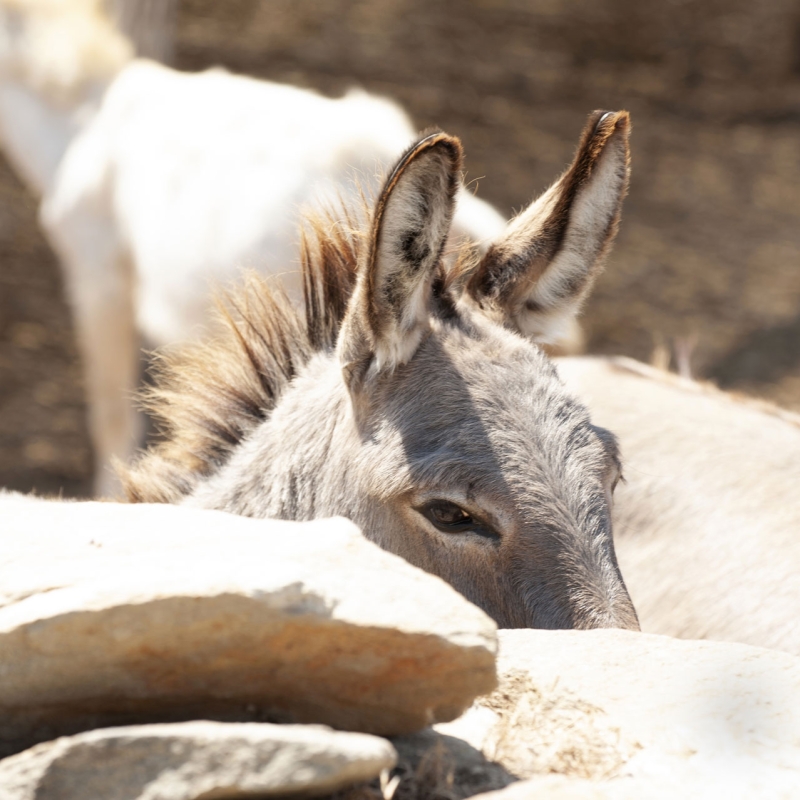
[119,203,366,503]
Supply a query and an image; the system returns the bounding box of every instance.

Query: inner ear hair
[467,110,631,343]
[338,132,463,388]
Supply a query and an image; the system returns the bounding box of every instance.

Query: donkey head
[142,111,637,631]
[329,112,637,629]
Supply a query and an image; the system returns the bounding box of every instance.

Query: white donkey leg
[72,254,143,498]
[41,203,142,498]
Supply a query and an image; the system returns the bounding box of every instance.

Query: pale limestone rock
[437,629,800,798]
[0,721,396,800]
[469,773,746,799]
[0,495,497,755]
[471,776,628,799]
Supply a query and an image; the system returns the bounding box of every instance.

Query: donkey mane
[121,186,476,504]
[120,207,365,503]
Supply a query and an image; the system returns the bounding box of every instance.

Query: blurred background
[2,0,800,497]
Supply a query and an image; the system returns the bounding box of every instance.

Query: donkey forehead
[379,320,612,475]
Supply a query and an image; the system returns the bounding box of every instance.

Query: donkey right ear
[466,111,630,344]
[337,132,462,390]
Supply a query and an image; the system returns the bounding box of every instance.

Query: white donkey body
[558,356,800,655]
[0,2,505,497]
[47,64,470,343]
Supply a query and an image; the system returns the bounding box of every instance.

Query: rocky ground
[3,495,799,798]
[2,0,800,495]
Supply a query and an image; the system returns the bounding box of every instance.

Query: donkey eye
[421,501,475,532]
[416,500,501,541]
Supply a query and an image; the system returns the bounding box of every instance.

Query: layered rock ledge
[0,495,497,756]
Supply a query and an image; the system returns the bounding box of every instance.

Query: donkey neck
[0,79,104,196]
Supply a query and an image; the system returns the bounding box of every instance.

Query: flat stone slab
[471,776,624,799]
[469,772,774,800]
[437,629,800,795]
[0,721,396,800]
[0,494,497,755]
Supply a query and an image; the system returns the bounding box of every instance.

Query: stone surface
[0,720,396,800]
[0,494,497,756]
[469,773,760,799]
[437,629,800,797]
[471,776,628,799]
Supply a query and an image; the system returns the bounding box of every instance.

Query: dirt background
[2,0,800,497]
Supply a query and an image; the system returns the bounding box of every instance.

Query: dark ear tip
[416,131,464,171]
[379,131,464,205]
[591,109,631,137]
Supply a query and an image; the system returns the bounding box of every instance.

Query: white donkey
[0,0,506,497]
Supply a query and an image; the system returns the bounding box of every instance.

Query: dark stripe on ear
[337,131,464,388]
[365,132,463,334]
[468,110,630,307]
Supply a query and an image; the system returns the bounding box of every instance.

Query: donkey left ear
[466,110,631,343]
[337,132,462,389]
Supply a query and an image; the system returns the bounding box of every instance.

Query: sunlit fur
[559,356,800,654]
[121,119,638,631]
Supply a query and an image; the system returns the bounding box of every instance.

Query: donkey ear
[466,110,631,343]
[337,132,462,388]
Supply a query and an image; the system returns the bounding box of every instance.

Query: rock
[0,720,396,800]
[470,776,624,799]
[437,629,800,795]
[0,495,497,756]
[469,773,758,799]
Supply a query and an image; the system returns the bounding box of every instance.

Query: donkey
[120,112,639,631]
[558,355,800,655]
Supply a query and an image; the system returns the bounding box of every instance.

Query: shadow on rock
[328,729,518,800]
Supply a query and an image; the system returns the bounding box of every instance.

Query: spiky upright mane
[119,210,363,503]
